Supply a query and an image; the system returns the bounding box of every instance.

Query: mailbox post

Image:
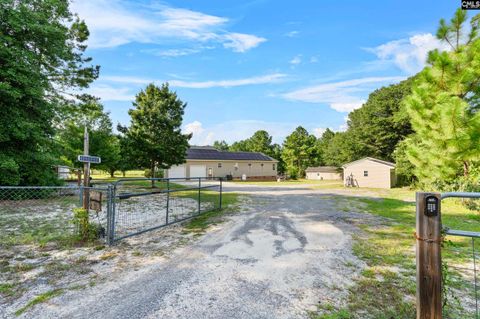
[416,192,442,319]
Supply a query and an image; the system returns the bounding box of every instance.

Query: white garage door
[190,165,206,178]
[168,165,186,178]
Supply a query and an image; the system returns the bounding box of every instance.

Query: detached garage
[305,166,342,180]
[342,157,396,189]
[166,146,278,180]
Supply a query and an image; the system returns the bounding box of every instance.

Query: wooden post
[82,127,90,210]
[416,192,442,319]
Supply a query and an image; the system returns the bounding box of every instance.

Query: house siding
[343,159,395,189]
[166,160,277,179]
[305,172,342,180]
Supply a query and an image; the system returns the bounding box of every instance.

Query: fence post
[106,184,113,245]
[198,178,201,214]
[416,192,442,319]
[79,185,84,207]
[166,179,170,225]
[219,178,223,210]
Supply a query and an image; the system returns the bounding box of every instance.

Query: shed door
[190,165,207,178]
[168,165,186,178]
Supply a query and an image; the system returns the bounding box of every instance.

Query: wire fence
[111,177,222,242]
[442,229,479,318]
[0,178,223,247]
[0,186,109,248]
[441,193,480,319]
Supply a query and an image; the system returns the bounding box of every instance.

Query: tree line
[1,2,479,193]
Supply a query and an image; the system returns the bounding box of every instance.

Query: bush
[144,169,164,178]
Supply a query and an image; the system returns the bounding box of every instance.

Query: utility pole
[83,126,90,210]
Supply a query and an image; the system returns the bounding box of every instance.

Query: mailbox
[425,195,439,217]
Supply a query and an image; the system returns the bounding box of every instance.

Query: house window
[364,170,368,177]
[273,164,276,170]
[234,163,238,171]
[248,163,252,168]
[261,163,264,167]
[218,163,222,168]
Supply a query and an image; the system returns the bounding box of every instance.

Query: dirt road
[24,184,370,319]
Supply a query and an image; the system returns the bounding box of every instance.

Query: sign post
[83,127,90,210]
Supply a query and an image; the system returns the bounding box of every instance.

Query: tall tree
[281,126,319,178]
[0,0,99,185]
[403,9,480,185]
[347,78,414,162]
[56,97,119,176]
[121,83,192,186]
[213,140,229,151]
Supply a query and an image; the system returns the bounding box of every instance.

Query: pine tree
[404,9,480,184]
[281,126,318,178]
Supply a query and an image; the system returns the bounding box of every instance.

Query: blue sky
[71,0,458,145]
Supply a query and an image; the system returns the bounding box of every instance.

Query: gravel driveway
[25,184,370,319]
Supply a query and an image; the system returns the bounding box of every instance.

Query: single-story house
[305,166,342,180]
[165,146,278,180]
[342,157,396,189]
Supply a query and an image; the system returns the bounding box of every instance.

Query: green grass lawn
[312,188,479,319]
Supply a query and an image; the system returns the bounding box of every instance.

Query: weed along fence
[416,192,479,319]
[0,178,223,247]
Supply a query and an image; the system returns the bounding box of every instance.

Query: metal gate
[106,177,223,244]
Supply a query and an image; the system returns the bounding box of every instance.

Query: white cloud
[184,121,205,136]
[281,76,405,112]
[289,55,302,65]
[367,33,450,74]
[313,127,326,138]
[184,120,299,145]
[71,0,265,53]
[87,85,134,101]
[285,30,299,37]
[143,48,203,57]
[310,56,318,63]
[222,33,266,53]
[100,73,287,90]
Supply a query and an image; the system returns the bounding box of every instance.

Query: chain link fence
[111,178,222,242]
[0,186,109,248]
[0,178,223,247]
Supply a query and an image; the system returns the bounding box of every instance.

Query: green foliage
[120,83,192,179]
[213,140,229,151]
[15,289,64,316]
[404,9,480,185]
[56,97,121,176]
[0,0,99,185]
[0,155,20,185]
[72,208,100,242]
[282,126,319,178]
[393,139,417,186]
[347,78,414,162]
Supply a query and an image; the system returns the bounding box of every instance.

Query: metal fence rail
[110,177,223,243]
[0,178,223,246]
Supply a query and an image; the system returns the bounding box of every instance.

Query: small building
[165,146,278,180]
[342,157,396,189]
[305,166,342,180]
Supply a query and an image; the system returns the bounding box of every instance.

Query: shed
[305,166,342,180]
[342,157,396,189]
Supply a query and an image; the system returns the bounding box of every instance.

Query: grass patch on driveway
[14,289,64,316]
[312,189,479,318]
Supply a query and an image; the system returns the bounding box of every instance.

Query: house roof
[187,147,277,162]
[342,157,396,168]
[305,166,340,173]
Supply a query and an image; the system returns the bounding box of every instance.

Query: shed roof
[305,166,340,173]
[187,147,277,162]
[342,157,395,168]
